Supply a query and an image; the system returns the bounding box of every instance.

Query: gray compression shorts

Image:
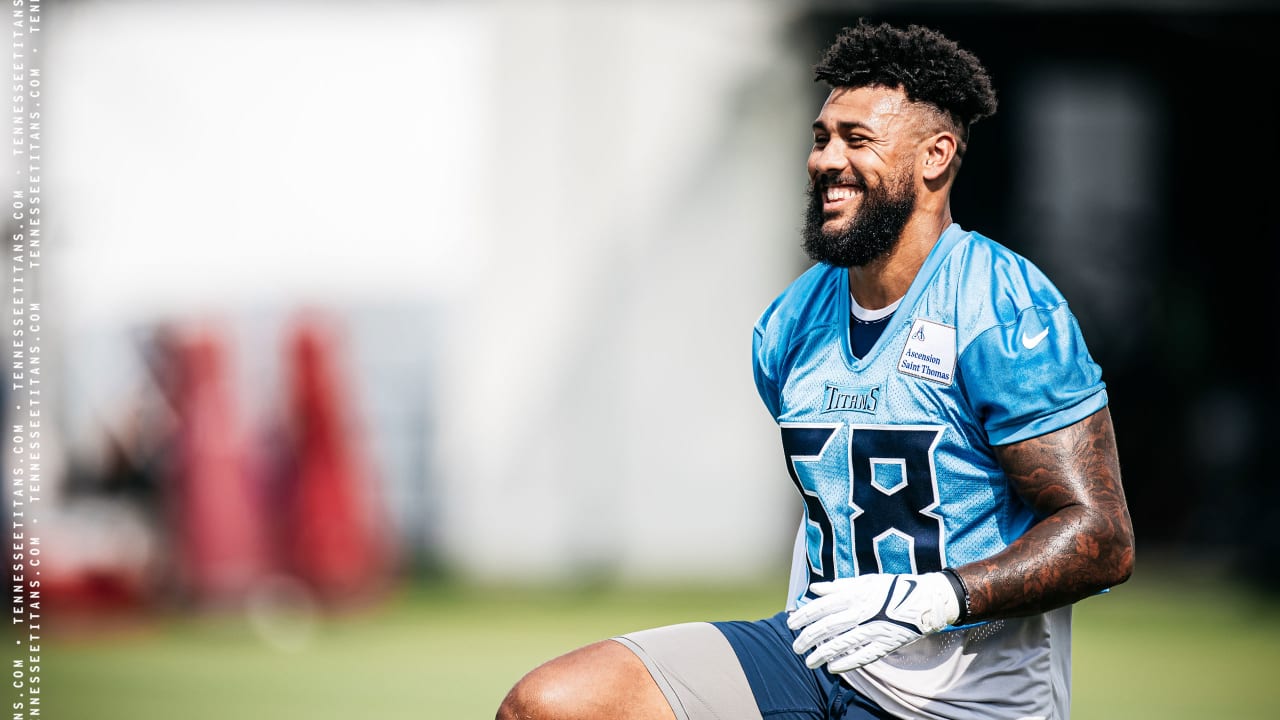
[614,622,763,720]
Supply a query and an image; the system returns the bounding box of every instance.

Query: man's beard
[801,170,916,268]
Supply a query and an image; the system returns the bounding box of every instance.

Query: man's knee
[495,639,672,720]
[495,657,585,720]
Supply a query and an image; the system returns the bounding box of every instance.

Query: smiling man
[496,19,1134,720]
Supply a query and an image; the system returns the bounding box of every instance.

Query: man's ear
[921,132,958,181]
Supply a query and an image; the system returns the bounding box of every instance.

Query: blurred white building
[26,1,815,587]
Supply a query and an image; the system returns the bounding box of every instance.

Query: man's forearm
[957,408,1135,621]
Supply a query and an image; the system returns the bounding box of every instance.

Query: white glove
[787,572,960,673]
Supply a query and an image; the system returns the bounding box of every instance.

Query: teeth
[825,185,858,202]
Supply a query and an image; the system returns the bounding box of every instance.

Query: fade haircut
[813,20,998,156]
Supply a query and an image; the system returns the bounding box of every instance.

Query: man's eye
[813,136,829,148]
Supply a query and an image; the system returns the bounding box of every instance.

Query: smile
[822,183,862,211]
[824,185,860,202]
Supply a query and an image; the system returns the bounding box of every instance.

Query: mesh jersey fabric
[753,223,1104,719]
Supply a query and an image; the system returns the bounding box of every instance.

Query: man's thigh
[617,612,866,720]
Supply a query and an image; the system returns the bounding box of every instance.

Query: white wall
[41,0,815,584]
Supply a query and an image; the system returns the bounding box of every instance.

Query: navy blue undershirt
[850,312,893,359]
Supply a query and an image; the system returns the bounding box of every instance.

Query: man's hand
[787,572,960,672]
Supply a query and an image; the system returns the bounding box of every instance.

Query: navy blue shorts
[712,611,896,720]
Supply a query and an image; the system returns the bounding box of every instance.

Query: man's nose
[811,141,846,175]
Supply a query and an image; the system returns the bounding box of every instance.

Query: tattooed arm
[956,406,1135,620]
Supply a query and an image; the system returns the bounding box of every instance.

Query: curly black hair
[814,20,998,150]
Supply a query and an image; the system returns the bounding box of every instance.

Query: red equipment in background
[166,327,270,606]
[158,312,394,610]
[277,312,393,604]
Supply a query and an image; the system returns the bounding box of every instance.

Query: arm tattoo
[957,407,1135,620]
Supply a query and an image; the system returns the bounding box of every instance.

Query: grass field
[30,562,1280,719]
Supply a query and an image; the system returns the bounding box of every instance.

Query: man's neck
[848,212,952,310]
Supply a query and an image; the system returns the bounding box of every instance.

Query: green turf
[1072,566,1280,719]
[27,566,1280,719]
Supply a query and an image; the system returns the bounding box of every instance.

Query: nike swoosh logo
[1021,328,1049,350]
[891,579,918,612]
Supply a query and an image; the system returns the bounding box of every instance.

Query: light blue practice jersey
[754,221,1103,720]
[754,223,1107,607]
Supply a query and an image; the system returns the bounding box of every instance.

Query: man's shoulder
[756,262,843,327]
[947,228,1039,280]
[941,228,1067,322]
[752,263,846,374]
[784,261,844,297]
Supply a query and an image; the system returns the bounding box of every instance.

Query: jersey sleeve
[753,316,782,420]
[959,302,1107,446]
